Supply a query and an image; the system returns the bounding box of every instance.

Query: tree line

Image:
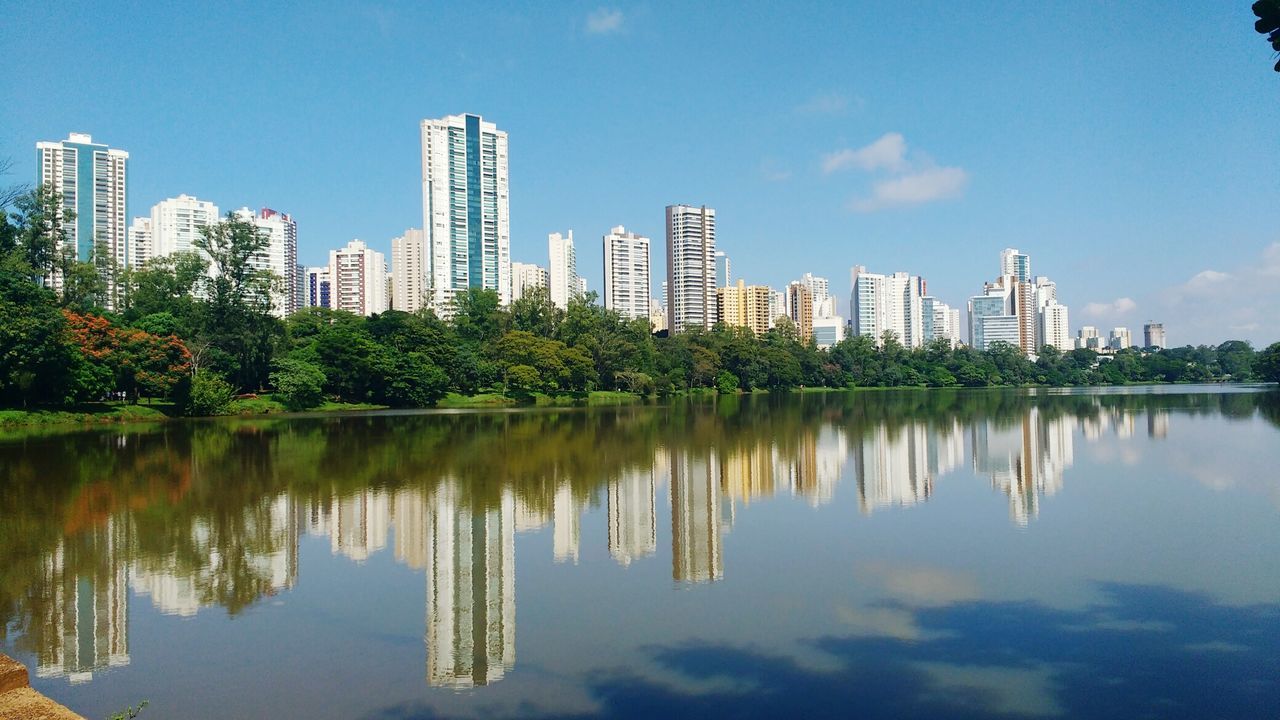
[2,186,1279,414]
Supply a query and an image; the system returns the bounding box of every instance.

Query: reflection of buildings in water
[608,467,657,566]
[132,494,299,618]
[553,482,582,564]
[424,484,516,688]
[670,450,724,583]
[34,517,130,684]
[972,409,1073,526]
[1114,410,1136,439]
[303,490,390,563]
[779,427,847,507]
[852,422,934,513]
[1147,410,1169,439]
[719,442,777,506]
[513,495,551,533]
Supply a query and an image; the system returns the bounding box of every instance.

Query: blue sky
[3,1,1278,345]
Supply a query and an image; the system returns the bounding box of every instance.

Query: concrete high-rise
[787,281,814,343]
[231,207,298,318]
[1000,248,1031,282]
[1110,327,1132,350]
[603,225,651,321]
[151,195,221,259]
[328,239,387,316]
[921,296,961,347]
[305,267,332,309]
[666,205,717,334]
[1143,322,1166,349]
[390,228,428,313]
[547,230,578,310]
[421,113,510,312]
[850,266,924,347]
[36,133,129,269]
[126,216,153,268]
[717,280,773,337]
[509,262,549,303]
[801,273,835,318]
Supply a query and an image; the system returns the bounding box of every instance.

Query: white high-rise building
[921,296,961,347]
[233,207,297,318]
[1039,304,1071,352]
[850,266,924,347]
[328,239,387,316]
[421,113,510,313]
[35,133,129,273]
[1000,248,1031,282]
[1144,323,1166,349]
[509,262,549,303]
[1109,327,1132,350]
[390,228,428,313]
[126,217,153,268]
[151,195,221,259]
[801,273,835,318]
[547,230,578,310]
[666,205,717,334]
[603,225,651,320]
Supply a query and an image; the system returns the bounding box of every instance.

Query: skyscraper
[328,239,387,316]
[1000,248,1031,282]
[305,267,332,309]
[35,133,129,268]
[1110,327,1132,350]
[509,262,549,302]
[1144,322,1166,349]
[921,296,961,347]
[717,280,773,337]
[390,228,428,312]
[126,216,153,268]
[666,205,717,334]
[850,266,924,347]
[603,225,651,320]
[787,281,814,343]
[801,273,834,317]
[547,230,578,310]
[151,194,221,259]
[239,207,298,318]
[421,113,510,312]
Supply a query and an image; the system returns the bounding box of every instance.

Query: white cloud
[585,7,624,34]
[823,132,907,174]
[1083,297,1138,318]
[850,166,968,212]
[795,92,856,116]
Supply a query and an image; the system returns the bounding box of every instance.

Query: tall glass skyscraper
[36,133,129,268]
[421,114,510,313]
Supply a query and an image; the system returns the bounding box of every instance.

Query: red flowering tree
[63,311,192,402]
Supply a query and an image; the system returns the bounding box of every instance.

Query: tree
[716,370,739,395]
[185,369,235,416]
[269,358,327,410]
[1257,342,1280,383]
[1255,0,1280,72]
[0,267,84,406]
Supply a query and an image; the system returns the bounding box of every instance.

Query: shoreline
[0,382,1269,429]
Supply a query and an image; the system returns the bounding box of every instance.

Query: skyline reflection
[0,389,1268,692]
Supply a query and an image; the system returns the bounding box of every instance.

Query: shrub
[270,358,326,410]
[185,370,235,416]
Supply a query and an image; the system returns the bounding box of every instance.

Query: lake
[2,386,1278,719]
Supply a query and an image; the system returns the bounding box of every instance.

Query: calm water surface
[2,387,1278,719]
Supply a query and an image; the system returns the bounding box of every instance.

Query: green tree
[269,358,327,410]
[716,370,739,394]
[1256,341,1280,383]
[185,369,235,416]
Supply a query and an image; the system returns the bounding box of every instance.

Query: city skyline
[5,4,1277,345]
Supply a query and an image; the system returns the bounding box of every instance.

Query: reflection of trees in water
[0,389,1273,680]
